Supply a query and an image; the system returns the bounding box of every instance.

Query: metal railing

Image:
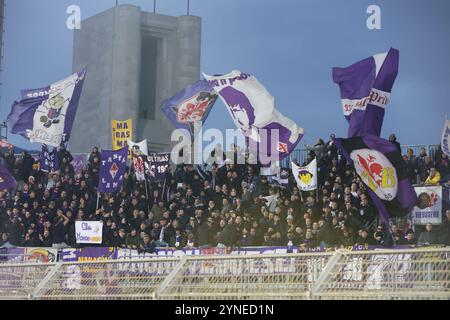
[0,247,448,300]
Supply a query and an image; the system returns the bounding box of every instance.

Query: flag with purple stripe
[332,48,399,138]
[40,144,59,173]
[161,80,218,140]
[98,146,128,193]
[334,135,416,221]
[203,70,304,165]
[7,68,87,147]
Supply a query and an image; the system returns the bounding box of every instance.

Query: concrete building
[70,4,201,153]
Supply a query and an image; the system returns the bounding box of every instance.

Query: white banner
[127,139,148,156]
[410,186,442,225]
[75,221,103,244]
[292,158,317,191]
[27,73,79,147]
[441,119,450,157]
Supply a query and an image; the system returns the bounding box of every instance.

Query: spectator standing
[417,223,438,246]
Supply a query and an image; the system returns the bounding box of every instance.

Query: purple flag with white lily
[98,146,128,193]
[332,48,399,138]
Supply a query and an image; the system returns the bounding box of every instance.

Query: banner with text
[112,119,132,151]
[410,186,443,225]
[75,221,103,244]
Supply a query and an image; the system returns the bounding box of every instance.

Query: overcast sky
[1,0,450,150]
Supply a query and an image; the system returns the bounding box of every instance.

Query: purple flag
[7,68,87,147]
[161,80,218,139]
[0,164,17,190]
[332,48,399,138]
[203,71,304,165]
[40,145,59,173]
[72,154,86,175]
[334,135,417,222]
[98,146,128,193]
[145,153,170,182]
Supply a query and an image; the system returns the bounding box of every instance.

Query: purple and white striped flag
[332,48,399,138]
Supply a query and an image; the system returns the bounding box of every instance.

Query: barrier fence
[0,247,448,300]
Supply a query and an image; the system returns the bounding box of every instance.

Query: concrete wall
[70,5,201,154]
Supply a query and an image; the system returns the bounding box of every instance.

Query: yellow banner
[112,119,132,150]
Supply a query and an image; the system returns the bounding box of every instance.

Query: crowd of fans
[0,133,449,253]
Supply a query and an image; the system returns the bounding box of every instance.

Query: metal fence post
[153,256,188,300]
[31,262,63,300]
[310,251,343,299]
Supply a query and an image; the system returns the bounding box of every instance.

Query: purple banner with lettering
[60,247,119,262]
[40,144,59,173]
[98,146,128,193]
[145,153,170,182]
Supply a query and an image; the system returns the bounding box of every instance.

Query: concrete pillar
[175,15,201,92]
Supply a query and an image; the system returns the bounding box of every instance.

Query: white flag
[203,71,304,158]
[127,139,148,156]
[441,119,450,157]
[291,158,317,191]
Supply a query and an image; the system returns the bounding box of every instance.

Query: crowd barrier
[0,246,449,300]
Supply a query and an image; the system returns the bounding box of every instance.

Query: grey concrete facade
[70,5,201,153]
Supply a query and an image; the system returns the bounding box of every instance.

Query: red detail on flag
[176,92,214,123]
[133,157,145,175]
[277,142,288,154]
[357,153,383,186]
[109,163,119,179]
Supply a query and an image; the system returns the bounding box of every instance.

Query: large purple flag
[203,71,304,165]
[0,164,17,190]
[161,80,218,140]
[332,48,399,138]
[334,135,416,222]
[40,144,59,173]
[7,68,87,147]
[98,146,128,193]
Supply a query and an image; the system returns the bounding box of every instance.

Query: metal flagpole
[144,178,149,200]
[162,173,167,200]
[187,0,190,15]
[96,192,100,211]
[153,0,156,13]
[115,0,118,6]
